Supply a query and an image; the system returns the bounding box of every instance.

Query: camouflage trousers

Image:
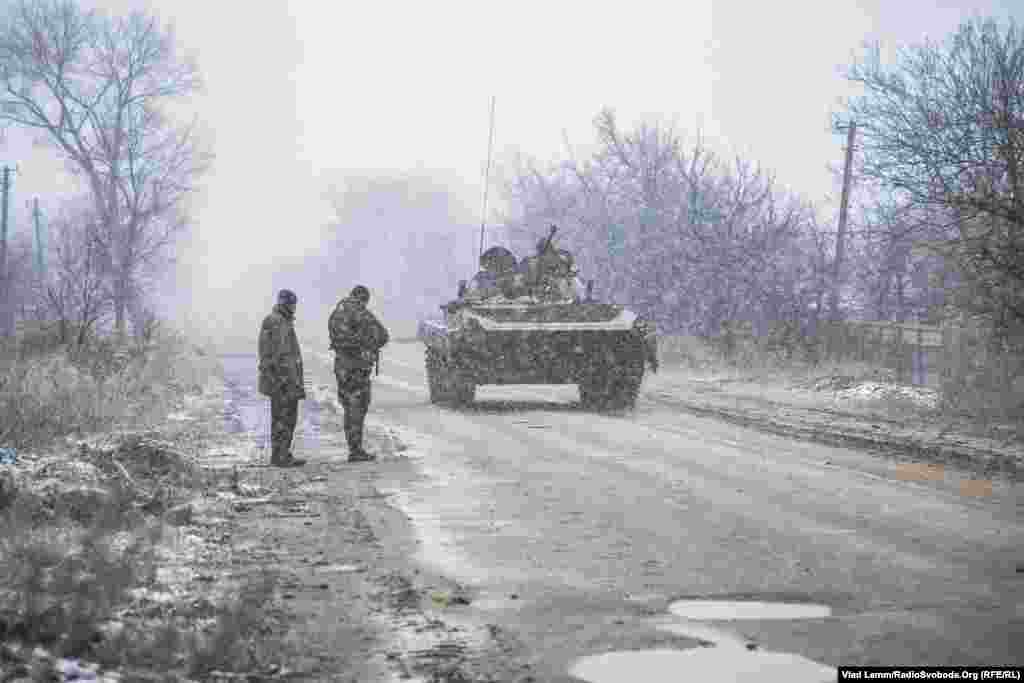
[335,367,372,452]
[270,393,299,459]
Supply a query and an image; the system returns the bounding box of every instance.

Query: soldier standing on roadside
[258,289,307,467]
[329,285,389,462]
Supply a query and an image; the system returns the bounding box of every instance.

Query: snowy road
[299,341,1022,677]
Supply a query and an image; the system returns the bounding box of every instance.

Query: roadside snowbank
[644,369,1022,481]
[833,381,940,410]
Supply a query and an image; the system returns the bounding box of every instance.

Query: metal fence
[816,319,1020,389]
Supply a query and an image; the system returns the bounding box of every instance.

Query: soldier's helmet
[277,289,298,305]
[350,285,370,303]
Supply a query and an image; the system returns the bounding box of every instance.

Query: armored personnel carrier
[417,228,658,409]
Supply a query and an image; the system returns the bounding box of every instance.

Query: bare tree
[837,17,1024,328]
[0,231,34,333]
[840,189,960,325]
[0,0,211,338]
[43,204,109,347]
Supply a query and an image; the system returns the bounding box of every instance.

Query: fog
[257,170,484,349]
[3,0,1021,352]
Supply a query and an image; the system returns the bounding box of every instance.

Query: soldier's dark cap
[350,285,370,302]
[277,289,298,304]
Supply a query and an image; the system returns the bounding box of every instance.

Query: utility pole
[0,166,11,337]
[33,198,44,279]
[830,121,857,322]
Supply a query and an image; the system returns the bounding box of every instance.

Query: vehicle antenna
[477,96,496,263]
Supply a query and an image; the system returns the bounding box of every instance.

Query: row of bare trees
[0,0,209,345]
[500,16,1023,353]
[501,108,832,339]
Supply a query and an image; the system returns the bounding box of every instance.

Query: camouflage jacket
[522,248,569,289]
[328,297,390,370]
[258,305,306,398]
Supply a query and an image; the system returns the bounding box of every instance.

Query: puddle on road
[669,599,831,621]
[571,600,836,683]
[315,563,366,574]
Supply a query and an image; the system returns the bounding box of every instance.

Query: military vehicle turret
[417,226,658,409]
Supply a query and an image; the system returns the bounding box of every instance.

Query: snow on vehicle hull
[417,302,657,409]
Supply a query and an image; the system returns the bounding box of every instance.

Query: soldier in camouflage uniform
[468,246,518,299]
[258,289,307,467]
[523,234,576,300]
[328,285,389,462]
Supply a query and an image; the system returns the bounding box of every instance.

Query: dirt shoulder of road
[1,371,532,683]
[213,382,536,683]
[643,368,1023,483]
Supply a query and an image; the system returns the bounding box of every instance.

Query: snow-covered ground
[833,381,940,410]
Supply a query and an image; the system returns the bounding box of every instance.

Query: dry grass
[90,568,282,679]
[0,325,282,680]
[657,335,721,372]
[1,472,282,679]
[0,471,160,659]
[658,331,820,380]
[938,362,1024,442]
[0,327,220,450]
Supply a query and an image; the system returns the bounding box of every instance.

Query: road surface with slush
[283,340,1021,680]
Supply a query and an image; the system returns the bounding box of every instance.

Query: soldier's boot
[346,430,375,463]
[283,451,307,467]
[271,443,305,468]
[349,449,375,462]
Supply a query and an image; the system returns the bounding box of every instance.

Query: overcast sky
[3,0,1022,333]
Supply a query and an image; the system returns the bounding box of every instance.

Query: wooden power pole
[33,198,44,278]
[830,121,857,322]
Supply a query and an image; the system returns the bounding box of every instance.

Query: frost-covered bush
[658,335,719,370]
[1,355,105,445]
[0,326,220,449]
